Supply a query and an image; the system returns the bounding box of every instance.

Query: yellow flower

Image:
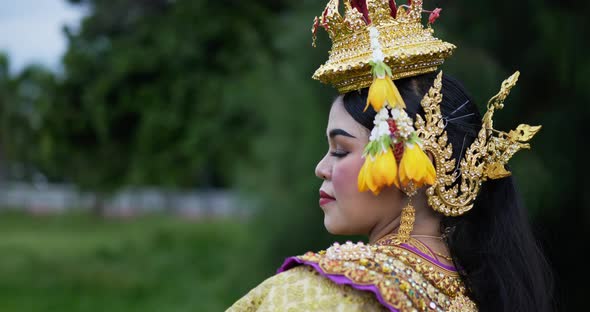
[358,147,399,195]
[374,147,399,189]
[399,143,436,188]
[365,75,406,112]
[357,157,372,193]
[385,75,406,109]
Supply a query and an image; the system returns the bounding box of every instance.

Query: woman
[228,1,554,311]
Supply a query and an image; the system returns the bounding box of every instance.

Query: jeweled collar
[278,236,475,312]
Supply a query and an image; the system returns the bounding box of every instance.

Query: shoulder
[279,241,478,312]
[227,265,386,312]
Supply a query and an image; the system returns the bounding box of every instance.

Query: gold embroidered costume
[227,235,477,312]
[227,266,386,312]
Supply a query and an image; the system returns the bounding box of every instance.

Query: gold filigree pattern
[415,72,541,216]
[393,202,415,244]
[448,293,479,312]
[375,235,435,258]
[295,238,476,312]
[227,236,477,311]
[227,266,388,312]
[312,0,455,93]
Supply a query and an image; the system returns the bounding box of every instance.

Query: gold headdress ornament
[417,71,542,216]
[312,0,455,93]
[312,0,541,243]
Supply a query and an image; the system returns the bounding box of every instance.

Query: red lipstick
[319,190,336,206]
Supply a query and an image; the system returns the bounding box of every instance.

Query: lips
[319,190,336,206]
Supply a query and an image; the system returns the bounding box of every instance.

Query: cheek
[329,154,378,234]
[332,155,364,196]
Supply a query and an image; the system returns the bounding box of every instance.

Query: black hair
[342,72,555,311]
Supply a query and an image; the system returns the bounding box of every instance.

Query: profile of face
[315,96,405,236]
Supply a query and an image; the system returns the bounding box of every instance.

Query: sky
[0,0,86,73]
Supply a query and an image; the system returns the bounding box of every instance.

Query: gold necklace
[411,234,443,240]
[433,250,453,261]
[410,235,452,261]
[376,233,453,261]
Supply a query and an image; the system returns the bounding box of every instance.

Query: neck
[368,215,401,244]
[368,199,443,244]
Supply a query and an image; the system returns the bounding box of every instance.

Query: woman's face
[315,96,404,236]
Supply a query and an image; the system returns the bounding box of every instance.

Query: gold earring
[394,183,418,244]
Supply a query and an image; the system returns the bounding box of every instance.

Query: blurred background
[0,0,587,311]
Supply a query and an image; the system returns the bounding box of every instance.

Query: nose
[315,154,331,180]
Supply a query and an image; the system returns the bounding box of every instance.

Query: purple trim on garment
[278,256,399,312]
[277,244,458,311]
[399,243,457,272]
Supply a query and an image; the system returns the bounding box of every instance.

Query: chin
[323,216,340,235]
[323,216,353,235]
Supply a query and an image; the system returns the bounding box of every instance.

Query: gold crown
[312,0,456,93]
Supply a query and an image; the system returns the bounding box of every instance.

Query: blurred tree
[235,1,348,273]
[51,0,290,191]
[2,0,290,213]
[0,53,9,179]
[0,53,58,181]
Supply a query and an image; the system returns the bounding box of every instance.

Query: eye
[330,150,349,158]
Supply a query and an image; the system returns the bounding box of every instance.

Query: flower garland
[358,26,436,195]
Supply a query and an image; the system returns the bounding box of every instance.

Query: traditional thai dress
[227,234,477,311]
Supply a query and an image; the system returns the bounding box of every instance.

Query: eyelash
[330,151,349,158]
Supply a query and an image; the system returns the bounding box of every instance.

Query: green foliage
[0,57,58,179]
[3,0,291,191]
[232,2,347,263]
[0,212,264,311]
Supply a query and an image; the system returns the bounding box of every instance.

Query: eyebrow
[329,128,356,139]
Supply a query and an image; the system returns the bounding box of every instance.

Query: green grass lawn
[0,212,267,312]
